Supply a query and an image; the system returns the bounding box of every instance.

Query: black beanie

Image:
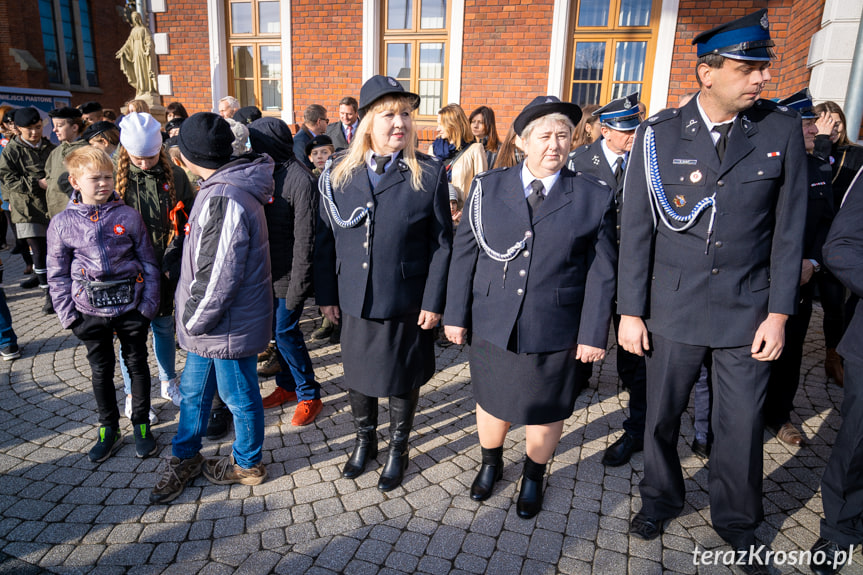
[178,112,234,169]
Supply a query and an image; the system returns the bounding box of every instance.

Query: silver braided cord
[468,177,528,263]
[318,159,370,229]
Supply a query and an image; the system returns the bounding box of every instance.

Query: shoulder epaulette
[753,99,798,117]
[645,107,680,125]
[571,169,613,191]
[569,144,593,159]
[474,165,510,181]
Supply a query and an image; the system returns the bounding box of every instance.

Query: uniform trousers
[614,314,647,440]
[640,333,769,548]
[820,360,863,547]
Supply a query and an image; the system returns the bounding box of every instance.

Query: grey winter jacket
[175,154,274,359]
[47,191,161,328]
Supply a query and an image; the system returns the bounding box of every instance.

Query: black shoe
[206,408,231,440]
[601,433,643,467]
[516,475,544,519]
[19,275,39,289]
[691,438,711,459]
[377,448,409,492]
[470,459,503,501]
[329,323,341,345]
[630,512,667,540]
[42,293,55,315]
[0,344,20,361]
[89,426,122,463]
[810,537,848,575]
[133,423,158,458]
[343,436,378,478]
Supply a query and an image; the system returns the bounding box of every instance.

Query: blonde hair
[330,95,425,191]
[438,104,473,149]
[126,99,150,114]
[64,147,115,179]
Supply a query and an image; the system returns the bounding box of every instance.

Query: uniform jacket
[802,154,834,265]
[444,164,618,353]
[293,127,315,169]
[314,152,453,319]
[617,98,808,348]
[45,139,89,217]
[0,136,55,225]
[568,137,625,243]
[824,175,863,364]
[175,154,274,359]
[46,192,160,328]
[326,121,352,152]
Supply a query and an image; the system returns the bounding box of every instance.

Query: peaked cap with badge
[777,89,818,120]
[593,92,641,132]
[692,8,775,61]
[357,75,420,118]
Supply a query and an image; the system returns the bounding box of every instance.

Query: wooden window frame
[225,0,282,114]
[566,0,661,110]
[381,0,450,121]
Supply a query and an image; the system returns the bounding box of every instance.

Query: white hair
[521,113,575,141]
[219,96,240,111]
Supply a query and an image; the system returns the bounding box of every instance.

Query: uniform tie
[373,154,390,175]
[713,123,732,163]
[613,156,625,187]
[527,179,545,219]
[345,125,353,144]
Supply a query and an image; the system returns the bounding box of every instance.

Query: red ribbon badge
[114,224,126,235]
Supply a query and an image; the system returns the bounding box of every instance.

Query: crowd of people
[1,8,863,575]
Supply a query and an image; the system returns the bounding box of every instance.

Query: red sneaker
[261,387,297,409]
[291,399,323,426]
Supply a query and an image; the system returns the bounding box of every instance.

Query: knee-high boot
[343,389,378,478]
[378,388,419,492]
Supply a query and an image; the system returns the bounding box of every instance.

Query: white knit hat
[119,112,163,157]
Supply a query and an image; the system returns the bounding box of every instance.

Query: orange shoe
[291,399,323,426]
[262,387,297,409]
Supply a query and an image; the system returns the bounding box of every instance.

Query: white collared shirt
[696,94,737,145]
[600,138,626,172]
[520,164,560,199]
[365,150,400,188]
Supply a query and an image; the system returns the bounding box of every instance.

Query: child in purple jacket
[47,147,161,463]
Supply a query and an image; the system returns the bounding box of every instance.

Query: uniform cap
[778,88,817,120]
[49,106,82,120]
[234,106,262,125]
[512,96,582,137]
[692,9,775,61]
[81,121,117,142]
[305,134,334,157]
[358,75,419,118]
[593,92,641,131]
[13,107,41,127]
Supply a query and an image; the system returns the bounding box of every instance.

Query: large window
[39,0,99,88]
[226,0,282,113]
[383,0,448,118]
[567,0,659,107]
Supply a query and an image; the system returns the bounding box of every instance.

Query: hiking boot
[133,423,158,458]
[257,341,277,364]
[291,399,323,426]
[256,353,282,377]
[89,426,122,463]
[0,344,20,361]
[206,408,231,440]
[202,454,267,486]
[312,316,334,340]
[150,453,205,504]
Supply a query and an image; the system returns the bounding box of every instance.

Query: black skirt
[469,336,580,425]
[341,312,435,398]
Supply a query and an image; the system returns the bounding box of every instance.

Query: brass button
[715,241,723,248]
[717,180,724,187]
[757,170,764,176]
[523,251,530,258]
[362,242,368,248]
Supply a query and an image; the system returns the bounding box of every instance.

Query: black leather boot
[471,446,504,501]
[516,456,546,519]
[343,390,378,478]
[378,388,419,492]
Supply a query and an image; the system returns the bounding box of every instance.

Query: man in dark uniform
[568,92,648,467]
[617,10,807,573]
[810,174,863,575]
[764,89,835,448]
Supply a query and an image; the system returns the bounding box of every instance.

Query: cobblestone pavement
[0,253,859,575]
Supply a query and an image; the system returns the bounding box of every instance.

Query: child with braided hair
[115,113,194,422]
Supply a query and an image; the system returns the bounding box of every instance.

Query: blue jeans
[121,315,177,394]
[274,299,319,400]
[171,352,264,468]
[0,289,17,349]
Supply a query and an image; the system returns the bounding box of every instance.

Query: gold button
[717,180,724,186]
[711,268,719,275]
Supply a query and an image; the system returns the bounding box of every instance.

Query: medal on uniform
[674,195,686,208]
[690,170,702,183]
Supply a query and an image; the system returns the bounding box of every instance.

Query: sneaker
[124,395,159,425]
[133,423,158,458]
[206,408,231,440]
[257,341,276,364]
[261,387,297,409]
[161,377,181,406]
[88,426,122,463]
[202,454,267,486]
[150,453,205,504]
[291,399,323,426]
[0,344,20,361]
[256,353,282,377]
[19,275,38,289]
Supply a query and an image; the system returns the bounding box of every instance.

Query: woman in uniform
[314,76,453,492]
[444,96,617,518]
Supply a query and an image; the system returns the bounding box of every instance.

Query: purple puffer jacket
[47,192,161,328]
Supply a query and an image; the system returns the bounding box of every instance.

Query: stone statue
[116,11,159,99]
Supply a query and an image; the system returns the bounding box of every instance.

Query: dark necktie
[373,154,390,175]
[713,123,732,163]
[613,157,625,187]
[527,179,544,219]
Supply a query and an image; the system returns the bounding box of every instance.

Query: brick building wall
[154,1,212,114]
[0,0,131,113]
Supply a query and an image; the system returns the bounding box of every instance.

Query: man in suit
[810,173,863,575]
[617,10,807,573]
[568,92,647,467]
[293,104,329,169]
[326,96,359,152]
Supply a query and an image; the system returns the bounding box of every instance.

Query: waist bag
[81,278,136,308]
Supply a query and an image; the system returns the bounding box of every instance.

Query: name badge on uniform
[673,159,697,166]
[690,170,703,183]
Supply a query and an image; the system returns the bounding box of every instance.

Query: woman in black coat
[314,76,453,491]
[444,97,617,518]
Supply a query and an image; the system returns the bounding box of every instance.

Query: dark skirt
[469,336,580,425]
[341,312,435,398]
